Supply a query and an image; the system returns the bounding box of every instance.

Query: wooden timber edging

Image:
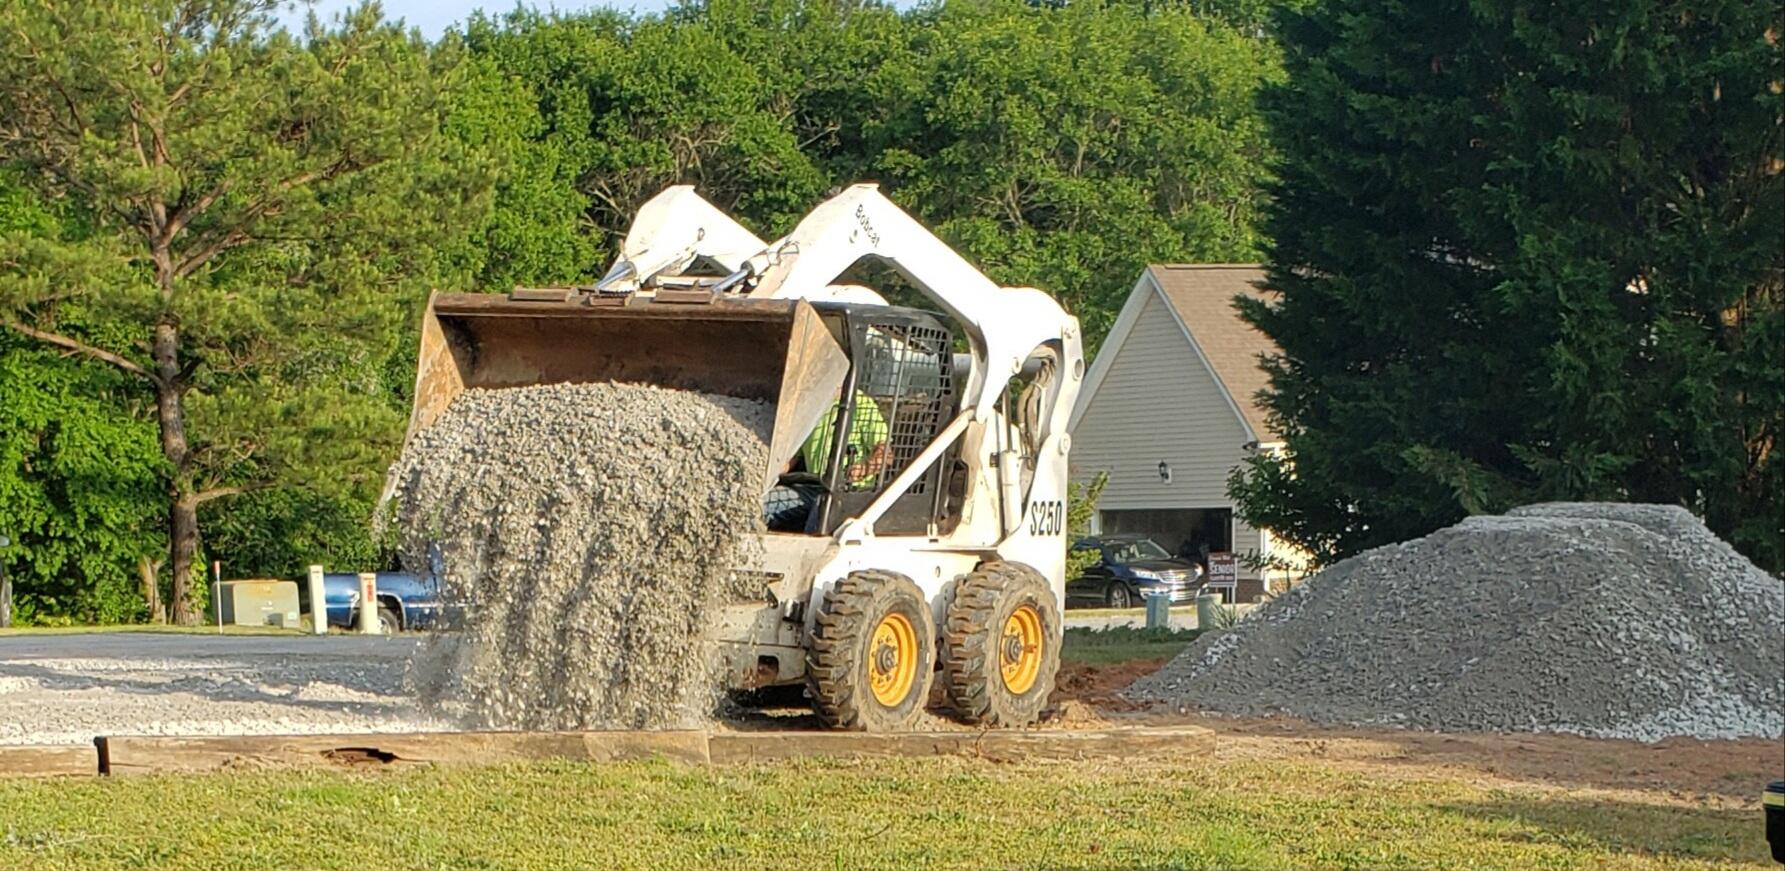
[4,724,1213,777]
[0,743,99,777]
[95,730,712,776]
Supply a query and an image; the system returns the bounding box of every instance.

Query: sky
[284,0,680,39]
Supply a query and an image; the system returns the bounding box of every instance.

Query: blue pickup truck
[302,546,448,633]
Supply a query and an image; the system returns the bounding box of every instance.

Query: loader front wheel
[942,561,1060,727]
[806,571,935,731]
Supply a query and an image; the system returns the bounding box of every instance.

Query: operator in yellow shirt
[763,392,889,532]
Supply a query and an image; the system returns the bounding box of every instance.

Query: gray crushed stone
[0,635,441,745]
[385,382,771,731]
[1128,503,1785,742]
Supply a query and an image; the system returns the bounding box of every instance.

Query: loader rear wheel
[942,561,1060,727]
[806,571,935,732]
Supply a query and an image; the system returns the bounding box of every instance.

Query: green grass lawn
[1061,625,1200,666]
[0,754,1765,870]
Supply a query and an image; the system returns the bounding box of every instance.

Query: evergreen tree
[1232,0,1784,572]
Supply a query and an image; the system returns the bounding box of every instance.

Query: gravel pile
[386,382,771,731]
[1129,503,1784,741]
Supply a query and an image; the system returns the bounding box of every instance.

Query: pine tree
[1232,0,1784,572]
[0,1,494,621]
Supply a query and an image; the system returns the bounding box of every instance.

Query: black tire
[806,571,935,732]
[942,561,1062,727]
[1105,582,1134,609]
[377,603,402,634]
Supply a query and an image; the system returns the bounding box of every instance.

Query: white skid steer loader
[405,184,1083,730]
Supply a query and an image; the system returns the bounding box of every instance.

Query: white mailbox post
[307,565,327,635]
[356,572,380,635]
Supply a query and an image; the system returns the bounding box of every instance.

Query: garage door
[1096,507,1232,565]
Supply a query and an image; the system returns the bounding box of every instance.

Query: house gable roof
[1149,265,1279,442]
[1070,264,1280,443]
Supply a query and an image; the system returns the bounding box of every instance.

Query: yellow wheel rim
[868,612,919,708]
[999,604,1045,695]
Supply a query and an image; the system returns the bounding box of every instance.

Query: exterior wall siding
[1232,514,1268,584]
[1069,288,1253,512]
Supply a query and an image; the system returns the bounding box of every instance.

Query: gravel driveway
[0,614,1207,746]
[0,633,445,745]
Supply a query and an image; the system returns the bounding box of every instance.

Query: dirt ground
[720,654,1781,811]
[1183,714,1781,804]
[1052,657,1169,709]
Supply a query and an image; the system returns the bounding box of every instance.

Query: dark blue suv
[1067,534,1207,609]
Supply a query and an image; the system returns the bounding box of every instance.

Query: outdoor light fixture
[1158,461,1172,484]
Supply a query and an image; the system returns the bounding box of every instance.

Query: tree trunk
[151,319,201,625]
[169,495,200,624]
[137,555,166,624]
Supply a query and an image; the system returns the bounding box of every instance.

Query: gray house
[1067,265,1304,601]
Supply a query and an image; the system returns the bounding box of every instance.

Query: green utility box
[1143,592,1171,629]
[214,579,300,628]
[1196,593,1223,633]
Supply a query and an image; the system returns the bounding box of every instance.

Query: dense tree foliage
[0,179,166,623]
[457,0,1275,338]
[1231,0,1784,572]
[0,0,1281,622]
[5,0,1772,623]
[0,336,166,623]
[0,1,495,621]
[886,1,1276,337]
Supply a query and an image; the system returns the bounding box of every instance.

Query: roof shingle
[1146,264,1279,442]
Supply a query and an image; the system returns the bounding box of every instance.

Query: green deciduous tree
[444,25,605,289]
[1096,0,1307,34]
[1067,471,1109,579]
[0,1,494,621]
[663,0,918,201]
[877,0,1279,344]
[458,2,843,275]
[0,177,168,624]
[1232,0,1784,572]
[0,335,167,623]
[463,1,1280,348]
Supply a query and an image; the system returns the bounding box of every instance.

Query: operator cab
[763,301,966,537]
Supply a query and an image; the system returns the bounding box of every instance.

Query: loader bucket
[408,292,850,492]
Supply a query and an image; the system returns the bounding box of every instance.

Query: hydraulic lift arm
[593,186,766,293]
[744,184,1079,419]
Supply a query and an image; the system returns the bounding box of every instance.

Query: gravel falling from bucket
[384,382,771,730]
